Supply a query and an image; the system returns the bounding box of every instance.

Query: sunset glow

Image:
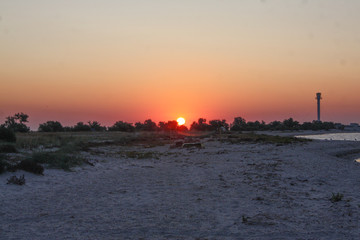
[1,1,360,129]
[177,117,186,126]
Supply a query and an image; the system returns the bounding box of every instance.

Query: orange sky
[1,1,360,129]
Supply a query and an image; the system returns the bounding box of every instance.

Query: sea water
[296,132,360,163]
[296,132,360,141]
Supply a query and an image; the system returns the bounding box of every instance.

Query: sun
[177,117,186,126]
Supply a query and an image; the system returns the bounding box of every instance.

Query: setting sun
[177,117,185,126]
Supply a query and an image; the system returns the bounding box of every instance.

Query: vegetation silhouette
[0,113,345,134]
[3,113,30,133]
[38,121,64,132]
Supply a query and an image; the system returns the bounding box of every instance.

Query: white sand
[1,138,360,239]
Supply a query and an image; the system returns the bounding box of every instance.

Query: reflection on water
[296,133,360,141]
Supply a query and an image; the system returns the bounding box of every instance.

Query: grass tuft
[330,193,344,203]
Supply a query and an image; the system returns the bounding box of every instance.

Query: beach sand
[1,137,360,239]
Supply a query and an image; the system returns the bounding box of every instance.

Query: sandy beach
[1,135,360,239]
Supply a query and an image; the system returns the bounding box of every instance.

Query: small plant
[7,175,25,185]
[17,159,44,175]
[330,193,344,203]
[242,215,248,223]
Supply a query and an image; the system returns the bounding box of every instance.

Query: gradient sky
[1,0,360,129]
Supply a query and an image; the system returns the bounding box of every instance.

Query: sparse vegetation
[222,133,309,145]
[30,151,83,171]
[330,193,344,203]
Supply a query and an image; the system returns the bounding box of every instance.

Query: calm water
[296,132,360,141]
[296,132,360,162]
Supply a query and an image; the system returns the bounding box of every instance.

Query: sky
[1,0,360,129]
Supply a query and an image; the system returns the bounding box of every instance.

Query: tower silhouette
[316,93,322,122]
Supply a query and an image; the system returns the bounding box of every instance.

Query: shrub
[88,121,106,131]
[4,113,30,133]
[38,121,64,132]
[7,175,25,185]
[0,125,16,142]
[17,159,44,175]
[0,144,18,153]
[73,122,91,131]
[330,193,343,203]
[31,151,83,171]
[108,121,135,132]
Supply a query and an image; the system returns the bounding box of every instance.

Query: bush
[73,122,91,131]
[88,121,106,131]
[108,121,135,132]
[4,113,30,133]
[38,121,64,132]
[31,151,83,171]
[17,159,44,175]
[0,125,16,142]
[0,144,18,153]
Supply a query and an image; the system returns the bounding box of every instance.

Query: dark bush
[0,144,18,153]
[0,125,16,142]
[17,159,44,175]
[88,121,106,131]
[73,122,91,131]
[31,152,83,171]
[38,121,64,132]
[108,121,135,132]
[4,113,30,133]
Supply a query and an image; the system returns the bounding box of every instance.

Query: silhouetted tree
[282,118,300,130]
[209,119,229,131]
[4,113,30,132]
[177,125,189,132]
[38,121,64,132]
[88,121,106,131]
[108,121,135,132]
[158,121,166,131]
[73,122,91,131]
[230,117,247,131]
[167,120,178,131]
[190,118,211,131]
[135,119,158,131]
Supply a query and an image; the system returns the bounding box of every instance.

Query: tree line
[0,112,343,135]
